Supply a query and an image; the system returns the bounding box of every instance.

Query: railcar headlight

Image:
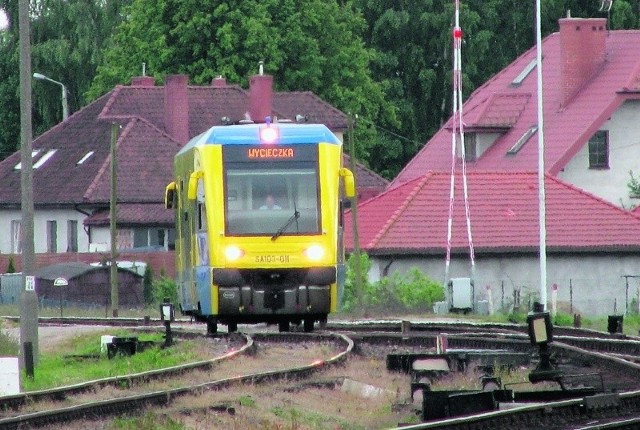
[225,245,244,262]
[304,244,325,261]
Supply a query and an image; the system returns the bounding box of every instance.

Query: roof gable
[347,171,640,253]
[392,28,640,186]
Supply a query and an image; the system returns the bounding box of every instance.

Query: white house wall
[369,253,640,317]
[559,100,640,209]
[0,209,89,254]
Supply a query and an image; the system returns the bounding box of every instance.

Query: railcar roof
[178,123,340,155]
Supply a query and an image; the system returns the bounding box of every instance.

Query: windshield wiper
[271,210,300,241]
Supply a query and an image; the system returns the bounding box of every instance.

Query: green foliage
[507,311,527,324]
[152,276,178,305]
[111,412,185,430]
[87,0,397,176]
[143,263,154,305]
[342,252,444,314]
[0,321,19,356]
[6,255,16,273]
[627,170,640,196]
[0,0,130,160]
[391,268,445,310]
[21,330,203,391]
[554,312,573,327]
[238,395,256,407]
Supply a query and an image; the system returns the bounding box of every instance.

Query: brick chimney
[248,63,273,122]
[130,76,155,87]
[559,17,607,108]
[164,74,189,144]
[212,76,227,88]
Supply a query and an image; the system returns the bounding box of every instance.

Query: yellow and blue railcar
[165,122,354,333]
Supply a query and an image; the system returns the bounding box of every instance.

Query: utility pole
[18,0,39,368]
[110,123,119,318]
[348,115,364,312]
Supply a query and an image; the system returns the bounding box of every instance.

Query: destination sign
[247,147,295,159]
[223,144,317,163]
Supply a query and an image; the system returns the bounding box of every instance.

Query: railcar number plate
[255,255,290,263]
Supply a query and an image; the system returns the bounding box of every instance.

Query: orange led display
[247,147,295,159]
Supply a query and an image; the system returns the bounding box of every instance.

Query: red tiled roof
[84,203,174,226]
[466,92,531,128]
[0,77,350,208]
[343,153,389,194]
[98,85,349,137]
[346,171,640,254]
[393,29,640,186]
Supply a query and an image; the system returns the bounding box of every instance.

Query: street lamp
[33,72,69,121]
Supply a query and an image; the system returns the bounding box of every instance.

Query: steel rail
[0,332,251,411]
[0,332,353,429]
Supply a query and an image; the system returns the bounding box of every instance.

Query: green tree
[88,0,398,174]
[143,263,154,306]
[152,276,179,305]
[0,0,129,159]
[353,0,640,177]
[6,255,16,273]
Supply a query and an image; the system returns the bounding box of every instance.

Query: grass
[0,319,19,356]
[0,304,159,319]
[21,329,205,391]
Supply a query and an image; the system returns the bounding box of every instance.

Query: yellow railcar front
[166,123,354,333]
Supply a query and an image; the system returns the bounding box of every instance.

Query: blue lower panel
[195,266,212,315]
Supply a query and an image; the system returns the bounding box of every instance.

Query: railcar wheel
[227,321,238,333]
[278,321,290,332]
[303,318,314,333]
[206,317,218,335]
[319,316,327,329]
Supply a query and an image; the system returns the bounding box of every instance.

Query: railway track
[0,331,353,429]
[4,317,640,428]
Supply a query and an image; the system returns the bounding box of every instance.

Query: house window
[47,220,57,253]
[10,220,21,254]
[67,220,78,252]
[588,130,609,169]
[133,227,167,249]
[463,133,477,162]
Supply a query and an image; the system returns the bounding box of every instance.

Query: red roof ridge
[98,86,123,119]
[368,173,434,248]
[83,118,138,201]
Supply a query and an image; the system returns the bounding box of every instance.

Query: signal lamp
[225,245,244,261]
[259,126,278,144]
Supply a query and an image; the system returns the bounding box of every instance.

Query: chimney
[559,17,607,108]
[164,74,189,144]
[248,62,273,122]
[212,76,227,88]
[130,76,155,87]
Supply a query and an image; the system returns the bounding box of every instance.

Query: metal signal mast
[444,0,475,289]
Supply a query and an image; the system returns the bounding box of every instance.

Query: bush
[393,268,445,310]
[143,264,154,305]
[342,252,444,314]
[554,312,573,326]
[6,255,16,273]
[152,276,179,305]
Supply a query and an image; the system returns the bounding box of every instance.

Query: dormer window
[588,130,609,169]
[463,134,477,162]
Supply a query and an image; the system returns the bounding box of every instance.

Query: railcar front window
[225,165,320,236]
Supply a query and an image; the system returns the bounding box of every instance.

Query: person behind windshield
[259,194,282,210]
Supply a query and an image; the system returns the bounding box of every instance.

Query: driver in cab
[260,194,281,210]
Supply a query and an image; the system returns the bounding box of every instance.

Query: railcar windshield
[223,145,320,236]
